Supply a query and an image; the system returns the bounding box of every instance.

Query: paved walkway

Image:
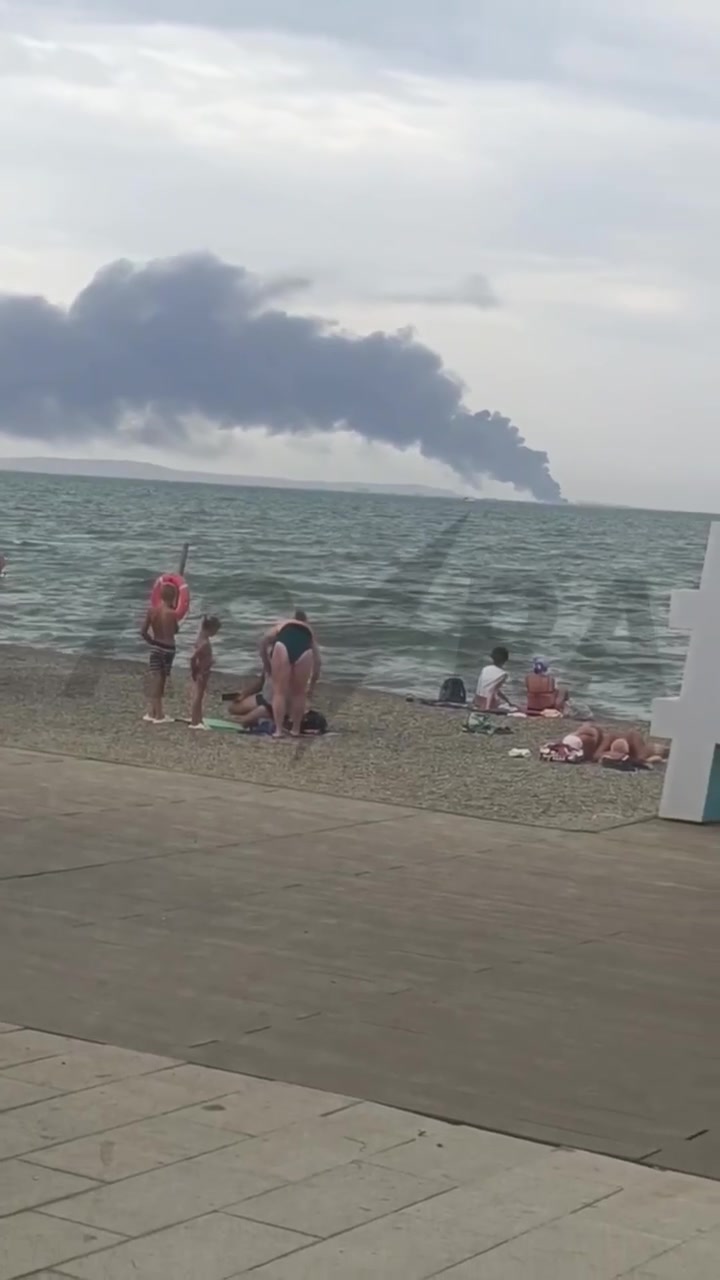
[0,746,719,1189]
[0,1026,719,1278]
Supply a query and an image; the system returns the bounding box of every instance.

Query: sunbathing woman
[260,610,322,739]
[572,723,666,763]
[525,659,569,715]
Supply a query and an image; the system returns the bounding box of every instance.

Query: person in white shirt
[474,646,513,711]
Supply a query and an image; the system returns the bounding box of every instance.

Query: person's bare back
[143,602,179,648]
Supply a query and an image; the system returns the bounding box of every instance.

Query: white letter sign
[652,522,720,823]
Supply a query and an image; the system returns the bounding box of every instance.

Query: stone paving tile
[0,1031,83,1071]
[0,1211,122,1280]
[582,1168,720,1240]
[230,1159,449,1237]
[303,1102,444,1153]
[1,1046,179,1094]
[15,1273,68,1279]
[0,1070,251,1161]
[0,1076,61,1111]
[180,1115,405,1184]
[367,1123,551,1185]
[432,1218,679,1278]
[42,1143,285,1236]
[56,1212,315,1280]
[632,1230,720,1277]
[134,1064,261,1106]
[531,1148,687,1190]
[24,1112,245,1182]
[174,1080,356,1137]
[0,1160,97,1216]
[247,1165,625,1279]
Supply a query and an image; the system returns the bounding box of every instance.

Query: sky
[0,0,717,508]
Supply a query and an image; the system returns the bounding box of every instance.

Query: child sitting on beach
[473,646,516,712]
[141,583,180,724]
[189,615,222,729]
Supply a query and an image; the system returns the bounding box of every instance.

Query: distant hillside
[0,457,460,499]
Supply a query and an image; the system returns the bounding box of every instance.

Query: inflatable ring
[150,572,190,622]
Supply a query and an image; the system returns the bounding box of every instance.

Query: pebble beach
[0,644,664,832]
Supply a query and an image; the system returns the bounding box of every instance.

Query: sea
[0,470,712,720]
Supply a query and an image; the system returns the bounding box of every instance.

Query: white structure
[652,522,720,823]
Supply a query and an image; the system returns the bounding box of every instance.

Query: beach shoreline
[0,643,664,831]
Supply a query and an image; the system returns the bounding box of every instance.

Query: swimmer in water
[260,609,322,739]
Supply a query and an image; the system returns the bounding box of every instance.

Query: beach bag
[301,709,328,735]
[540,741,583,764]
[439,676,467,705]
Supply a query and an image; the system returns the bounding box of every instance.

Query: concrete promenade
[0,1027,719,1278]
[2,744,720,1274]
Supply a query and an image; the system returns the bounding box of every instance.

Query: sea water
[0,471,711,719]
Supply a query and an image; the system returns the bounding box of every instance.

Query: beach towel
[464,712,512,736]
[416,698,471,709]
[182,717,275,735]
[601,755,651,772]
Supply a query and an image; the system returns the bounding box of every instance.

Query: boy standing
[141,583,180,724]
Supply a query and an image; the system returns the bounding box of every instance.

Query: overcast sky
[0,0,717,507]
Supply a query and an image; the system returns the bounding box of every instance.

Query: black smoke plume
[0,253,563,500]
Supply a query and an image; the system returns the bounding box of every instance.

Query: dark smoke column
[0,253,563,502]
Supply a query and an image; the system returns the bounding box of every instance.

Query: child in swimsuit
[141,583,180,724]
[189,615,221,729]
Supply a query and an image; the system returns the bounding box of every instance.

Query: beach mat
[175,717,271,735]
[204,717,255,733]
[178,717,338,739]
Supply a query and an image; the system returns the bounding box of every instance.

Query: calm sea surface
[0,471,712,719]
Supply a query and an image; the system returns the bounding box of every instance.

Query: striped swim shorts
[149,646,176,677]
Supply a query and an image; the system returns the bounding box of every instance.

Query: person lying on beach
[525,658,569,716]
[189,614,221,729]
[543,723,667,765]
[225,672,274,729]
[595,727,668,766]
[260,609,322,739]
[473,646,516,712]
[141,582,180,724]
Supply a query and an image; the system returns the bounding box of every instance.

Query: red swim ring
[150,572,190,622]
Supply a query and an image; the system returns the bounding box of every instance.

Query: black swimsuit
[275,622,313,664]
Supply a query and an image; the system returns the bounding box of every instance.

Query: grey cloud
[0,253,562,500]
[19,0,716,119]
[13,1,651,80]
[384,274,499,309]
